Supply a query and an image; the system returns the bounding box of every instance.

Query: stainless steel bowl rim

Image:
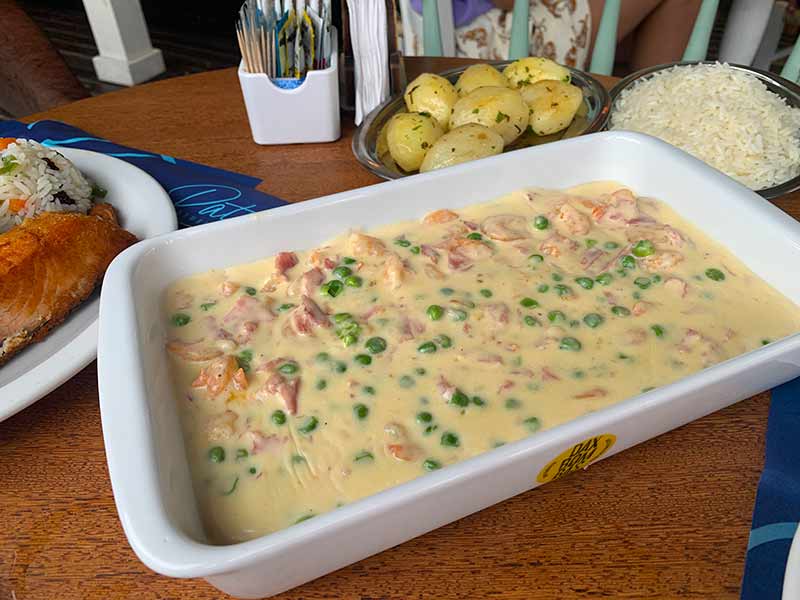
[607,60,800,201]
[353,60,612,181]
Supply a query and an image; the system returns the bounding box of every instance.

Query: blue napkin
[741,379,800,599]
[0,120,287,228]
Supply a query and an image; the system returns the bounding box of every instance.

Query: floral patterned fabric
[405,0,591,69]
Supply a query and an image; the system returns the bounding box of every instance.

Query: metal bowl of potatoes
[353,59,611,180]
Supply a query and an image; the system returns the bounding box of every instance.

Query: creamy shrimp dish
[164,182,800,544]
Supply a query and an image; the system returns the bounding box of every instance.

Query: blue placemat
[0,120,287,227]
[741,378,800,599]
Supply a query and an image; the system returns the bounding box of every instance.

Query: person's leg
[628,0,703,70]
[587,0,663,51]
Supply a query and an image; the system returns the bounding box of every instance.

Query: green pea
[200,302,217,311]
[435,334,452,349]
[236,349,253,372]
[271,410,286,425]
[354,450,374,462]
[249,467,257,474]
[585,239,598,248]
[569,319,580,328]
[236,448,249,459]
[298,416,319,435]
[440,287,455,296]
[551,273,563,282]
[342,256,356,265]
[520,297,538,308]
[450,389,470,407]
[537,284,550,293]
[277,303,295,312]
[611,306,631,317]
[416,411,433,424]
[295,514,314,524]
[505,398,521,409]
[342,333,358,347]
[651,324,666,338]
[466,232,483,240]
[418,341,437,354]
[415,367,427,376]
[291,454,306,464]
[354,354,372,366]
[523,416,541,432]
[604,241,619,250]
[321,280,344,297]
[333,312,352,323]
[440,431,460,447]
[524,315,539,327]
[410,245,421,255]
[362,385,375,395]
[634,277,651,290]
[423,459,442,471]
[575,277,594,290]
[448,308,468,321]
[705,268,726,281]
[471,396,486,406]
[479,288,493,298]
[365,336,387,354]
[533,215,549,230]
[554,284,572,297]
[353,403,369,420]
[595,273,613,286]
[559,337,582,351]
[171,312,191,327]
[344,275,363,288]
[399,375,415,388]
[244,287,257,296]
[631,240,655,257]
[529,254,544,264]
[333,266,352,279]
[278,361,299,375]
[762,339,772,346]
[394,238,411,247]
[632,291,642,300]
[208,446,225,463]
[315,352,330,363]
[333,361,348,373]
[547,310,565,323]
[315,378,327,390]
[621,255,636,269]
[583,313,604,328]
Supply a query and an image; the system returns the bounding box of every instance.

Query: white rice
[0,139,94,233]
[609,63,800,191]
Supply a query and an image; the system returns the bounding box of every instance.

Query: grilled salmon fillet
[0,204,137,365]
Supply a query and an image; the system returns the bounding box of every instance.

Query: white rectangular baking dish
[98,131,800,598]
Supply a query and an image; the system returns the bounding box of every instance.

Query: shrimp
[664,277,688,298]
[553,203,591,236]
[481,214,530,241]
[639,251,684,273]
[349,232,386,257]
[423,209,459,225]
[383,253,409,289]
[166,339,224,362]
[384,422,422,461]
[192,355,246,397]
[206,410,238,441]
[539,233,579,257]
[220,281,240,297]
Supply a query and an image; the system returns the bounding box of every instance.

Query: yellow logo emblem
[537,434,617,483]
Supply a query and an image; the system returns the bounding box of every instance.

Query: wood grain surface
[2,58,798,600]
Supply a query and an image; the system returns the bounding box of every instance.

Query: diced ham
[191,355,244,397]
[290,295,330,336]
[632,301,653,317]
[206,410,238,441]
[574,388,608,399]
[166,339,224,361]
[223,296,274,327]
[220,281,240,297]
[539,233,579,257]
[603,291,619,305]
[424,264,446,280]
[497,379,515,393]
[264,373,300,414]
[481,214,530,241]
[275,251,298,278]
[257,357,290,372]
[580,247,606,272]
[554,203,591,236]
[463,220,479,231]
[664,277,688,298]
[420,244,440,263]
[399,316,426,341]
[288,267,325,297]
[436,375,456,401]
[423,209,460,224]
[234,321,258,344]
[174,290,194,310]
[510,368,535,378]
[323,257,337,270]
[361,305,385,321]
[541,366,560,381]
[486,302,510,326]
[442,238,493,271]
[476,352,504,365]
[242,430,287,455]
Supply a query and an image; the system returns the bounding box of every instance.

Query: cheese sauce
[164,183,800,544]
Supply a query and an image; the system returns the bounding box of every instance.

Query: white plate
[0,148,177,422]
[99,132,800,598]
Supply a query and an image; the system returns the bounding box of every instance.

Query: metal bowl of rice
[608,61,800,200]
[0,139,104,234]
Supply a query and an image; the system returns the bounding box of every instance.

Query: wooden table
[1,57,797,600]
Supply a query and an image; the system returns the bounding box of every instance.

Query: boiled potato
[386,112,445,172]
[502,57,571,88]
[455,64,510,96]
[449,86,529,145]
[404,73,459,131]
[419,124,504,173]
[521,80,583,135]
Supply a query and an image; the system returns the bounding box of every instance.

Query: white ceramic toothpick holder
[238,28,340,145]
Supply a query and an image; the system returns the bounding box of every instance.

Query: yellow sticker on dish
[537,434,617,484]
